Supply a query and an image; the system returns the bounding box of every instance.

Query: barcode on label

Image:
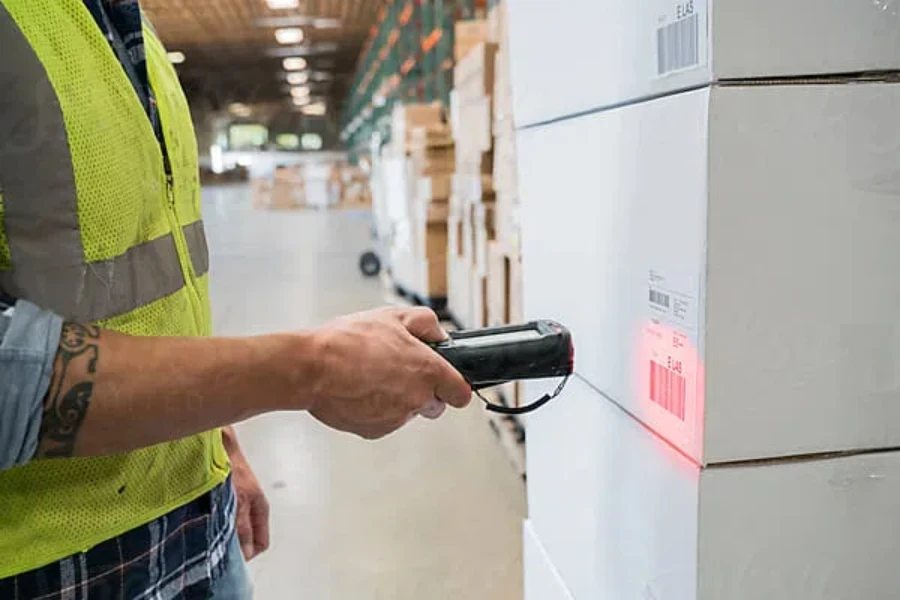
[649,361,686,420]
[649,289,671,309]
[657,13,700,75]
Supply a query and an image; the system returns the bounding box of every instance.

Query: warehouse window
[228,123,269,150]
[275,133,301,150]
[301,133,323,150]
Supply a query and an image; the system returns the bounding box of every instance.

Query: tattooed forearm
[35,323,101,459]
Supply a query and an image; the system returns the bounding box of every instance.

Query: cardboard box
[486,1,507,45]
[417,219,448,298]
[518,81,900,464]
[454,19,489,62]
[408,124,454,149]
[417,176,453,203]
[527,375,900,600]
[486,241,509,327]
[473,202,496,277]
[392,102,443,150]
[470,270,488,328]
[447,216,471,327]
[454,42,498,99]
[507,0,900,126]
[508,254,524,325]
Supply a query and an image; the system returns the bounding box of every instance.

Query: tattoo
[35,323,101,459]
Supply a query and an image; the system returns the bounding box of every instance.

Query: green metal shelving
[341,0,481,162]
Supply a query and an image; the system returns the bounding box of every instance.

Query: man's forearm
[34,324,319,460]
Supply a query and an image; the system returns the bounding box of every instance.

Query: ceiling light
[266,0,299,8]
[285,71,309,85]
[167,51,186,64]
[290,86,311,98]
[282,57,308,71]
[275,27,304,45]
[301,102,326,116]
[310,71,332,82]
[228,103,252,117]
[312,18,341,29]
[292,96,311,106]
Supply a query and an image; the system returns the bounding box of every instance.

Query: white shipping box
[507,0,900,126]
[519,81,900,464]
[526,375,900,600]
[523,520,575,600]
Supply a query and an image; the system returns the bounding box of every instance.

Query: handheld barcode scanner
[432,320,574,416]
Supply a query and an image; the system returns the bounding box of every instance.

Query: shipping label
[655,0,708,77]
[642,269,701,438]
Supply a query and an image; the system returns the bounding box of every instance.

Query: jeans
[209,530,254,599]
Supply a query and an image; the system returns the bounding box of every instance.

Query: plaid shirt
[0,2,236,597]
[0,478,236,599]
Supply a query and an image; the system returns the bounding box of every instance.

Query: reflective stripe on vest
[0,4,208,323]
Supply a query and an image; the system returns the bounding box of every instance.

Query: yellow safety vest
[0,0,230,578]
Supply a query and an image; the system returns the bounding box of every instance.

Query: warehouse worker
[0,1,471,598]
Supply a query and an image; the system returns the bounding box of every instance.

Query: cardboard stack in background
[408,123,455,302]
[251,165,307,210]
[508,0,900,598]
[485,2,524,407]
[447,24,498,330]
[335,165,372,209]
[383,103,446,296]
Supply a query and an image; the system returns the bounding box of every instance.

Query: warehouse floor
[202,185,526,599]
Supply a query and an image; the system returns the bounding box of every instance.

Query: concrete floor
[202,185,527,599]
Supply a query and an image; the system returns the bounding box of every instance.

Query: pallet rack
[340,0,485,162]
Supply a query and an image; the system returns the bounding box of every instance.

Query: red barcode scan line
[649,361,686,420]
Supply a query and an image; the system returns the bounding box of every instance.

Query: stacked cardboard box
[408,123,455,302]
[251,165,307,210]
[381,103,447,298]
[331,165,372,210]
[511,1,900,598]
[454,20,489,62]
[447,39,499,329]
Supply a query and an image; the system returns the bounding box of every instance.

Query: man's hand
[307,307,472,439]
[223,427,270,561]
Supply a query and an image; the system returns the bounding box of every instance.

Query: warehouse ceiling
[141,0,382,115]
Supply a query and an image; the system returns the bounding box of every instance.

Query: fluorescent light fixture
[255,16,342,28]
[266,43,338,57]
[292,96,311,106]
[275,27,304,44]
[167,51,186,64]
[285,71,309,85]
[290,86,311,98]
[265,0,299,8]
[310,71,332,82]
[282,57,308,71]
[312,18,341,28]
[228,103,252,117]
[301,102,326,116]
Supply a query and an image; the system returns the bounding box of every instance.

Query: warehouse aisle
[202,185,526,599]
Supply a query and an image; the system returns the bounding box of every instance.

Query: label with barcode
[649,360,687,420]
[649,289,671,309]
[656,0,705,77]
